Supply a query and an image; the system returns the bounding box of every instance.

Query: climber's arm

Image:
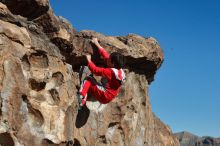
[86,54,112,79]
[91,38,110,60]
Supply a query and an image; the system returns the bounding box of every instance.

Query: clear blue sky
[50,0,220,137]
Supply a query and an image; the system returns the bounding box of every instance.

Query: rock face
[175,131,220,146]
[0,1,179,146]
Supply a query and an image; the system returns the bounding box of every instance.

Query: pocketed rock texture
[0,1,179,146]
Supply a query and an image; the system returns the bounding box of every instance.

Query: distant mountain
[175,131,220,146]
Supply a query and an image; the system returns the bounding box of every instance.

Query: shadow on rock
[75,105,90,128]
[66,138,81,146]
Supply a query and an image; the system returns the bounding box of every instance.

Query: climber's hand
[91,38,102,49]
[91,38,98,44]
[86,54,91,62]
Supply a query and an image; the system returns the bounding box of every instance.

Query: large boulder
[0,1,179,146]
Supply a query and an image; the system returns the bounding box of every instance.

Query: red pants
[79,76,108,104]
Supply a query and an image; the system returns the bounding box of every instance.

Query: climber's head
[107,52,125,69]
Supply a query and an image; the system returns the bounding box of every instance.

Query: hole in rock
[99,135,107,144]
[28,106,44,127]
[49,89,60,104]
[22,94,44,126]
[52,72,64,86]
[0,132,15,146]
[21,94,28,102]
[142,101,146,106]
[29,50,49,68]
[42,139,59,146]
[29,78,46,91]
[21,54,30,70]
[108,122,119,128]
[73,138,81,146]
[66,139,81,146]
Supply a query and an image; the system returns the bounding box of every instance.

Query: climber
[77,38,126,109]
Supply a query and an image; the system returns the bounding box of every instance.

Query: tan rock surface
[0,1,179,146]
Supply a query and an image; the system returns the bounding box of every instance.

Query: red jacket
[87,48,126,102]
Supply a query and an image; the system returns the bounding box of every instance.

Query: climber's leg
[78,76,97,107]
[88,85,108,104]
[77,78,91,108]
[78,76,108,107]
[79,79,91,98]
